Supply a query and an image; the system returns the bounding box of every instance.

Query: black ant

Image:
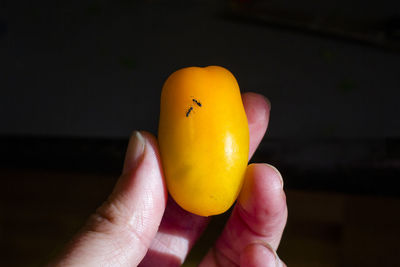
[186,106,193,117]
[192,99,202,107]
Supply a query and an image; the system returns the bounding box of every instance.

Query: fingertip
[144,131,168,200]
[123,131,146,175]
[140,131,159,151]
[135,130,168,202]
[241,93,270,160]
[109,130,168,235]
[237,164,287,240]
[119,130,166,194]
[242,92,270,125]
[242,92,271,111]
[261,163,284,190]
[239,164,284,211]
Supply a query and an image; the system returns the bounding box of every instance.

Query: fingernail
[263,96,271,111]
[123,131,145,174]
[251,241,283,267]
[265,164,284,189]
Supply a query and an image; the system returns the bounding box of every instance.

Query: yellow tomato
[158,66,249,216]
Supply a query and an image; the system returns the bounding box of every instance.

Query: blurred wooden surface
[1,169,400,266]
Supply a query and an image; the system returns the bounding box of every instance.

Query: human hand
[51,92,287,267]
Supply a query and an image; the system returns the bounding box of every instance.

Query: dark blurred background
[1,0,400,266]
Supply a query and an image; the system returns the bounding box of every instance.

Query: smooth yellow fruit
[158,66,249,216]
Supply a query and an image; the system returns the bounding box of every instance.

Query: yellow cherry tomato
[158,66,249,216]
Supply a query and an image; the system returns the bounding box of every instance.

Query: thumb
[51,131,167,267]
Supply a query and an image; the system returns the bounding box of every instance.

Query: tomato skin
[158,66,249,216]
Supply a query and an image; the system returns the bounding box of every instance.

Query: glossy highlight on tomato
[158,66,249,216]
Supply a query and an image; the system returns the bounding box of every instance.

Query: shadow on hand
[139,249,182,267]
[139,196,212,266]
